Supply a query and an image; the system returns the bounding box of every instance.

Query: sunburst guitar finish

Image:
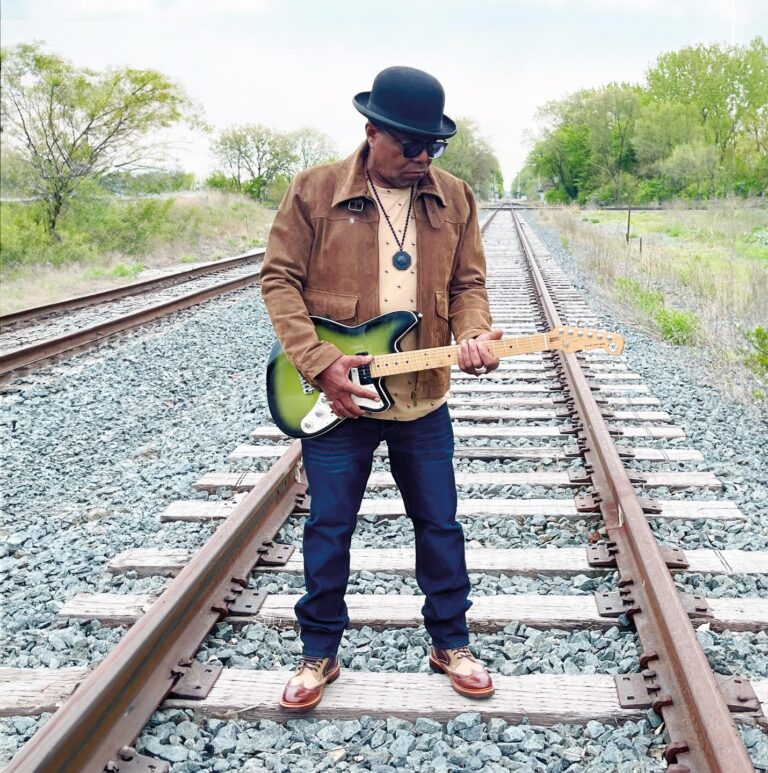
[266,311,624,439]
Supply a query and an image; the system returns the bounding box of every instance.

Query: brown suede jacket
[261,143,492,400]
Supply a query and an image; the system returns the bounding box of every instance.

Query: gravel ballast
[2,211,767,770]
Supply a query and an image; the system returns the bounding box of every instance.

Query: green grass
[583,207,767,260]
[615,276,700,345]
[0,191,274,313]
[539,202,766,405]
[83,262,145,280]
[615,277,663,315]
[656,308,699,345]
[0,191,271,271]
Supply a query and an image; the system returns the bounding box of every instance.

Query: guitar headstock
[547,326,624,355]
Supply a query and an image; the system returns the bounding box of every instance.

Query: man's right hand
[315,354,380,418]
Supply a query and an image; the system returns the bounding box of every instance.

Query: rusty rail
[511,209,755,772]
[6,442,304,773]
[0,268,261,379]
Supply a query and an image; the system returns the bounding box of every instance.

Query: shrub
[0,202,51,268]
[741,326,768,378]
[205,172,238,192]
[615,277,699,345]
[655,308,699,345]
[263,175,292,207]
[544,188,571,204]
[634,178,672,204]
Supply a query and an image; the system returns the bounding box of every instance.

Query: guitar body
[267,312,624,440]
[266,311,419,439]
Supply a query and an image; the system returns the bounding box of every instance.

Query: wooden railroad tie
[3,669,766,727]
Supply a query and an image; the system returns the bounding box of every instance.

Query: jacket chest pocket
[303,287,358,322]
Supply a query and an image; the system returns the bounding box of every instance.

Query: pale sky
[2,0,766,187]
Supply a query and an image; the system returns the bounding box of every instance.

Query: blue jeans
[297,403,471,657]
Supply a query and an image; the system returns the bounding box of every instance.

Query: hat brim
[353,92,457,140]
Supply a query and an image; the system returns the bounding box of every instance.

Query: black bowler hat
[353,66,457,140]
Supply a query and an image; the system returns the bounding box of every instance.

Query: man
[261,66,502,711]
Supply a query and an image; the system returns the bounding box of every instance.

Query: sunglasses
[380,127,448,159]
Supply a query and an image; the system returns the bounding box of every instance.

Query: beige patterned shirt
[367,180,447,421]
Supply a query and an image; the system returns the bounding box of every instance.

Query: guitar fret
[366,328,623,378]
[371,334,550,377]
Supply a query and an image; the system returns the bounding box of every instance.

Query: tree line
[206,125,337,205]
[0,42,503,242]
[206,118,503,206]
[520,38,767,204]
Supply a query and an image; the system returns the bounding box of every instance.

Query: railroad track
[0,249,264,381]
[2,208,767,772]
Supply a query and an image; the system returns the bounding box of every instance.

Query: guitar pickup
[354,351,373,384]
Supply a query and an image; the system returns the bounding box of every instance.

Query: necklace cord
[365,167,415,253]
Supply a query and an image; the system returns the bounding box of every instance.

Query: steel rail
[510,209,754,772]
[0,249,265,328]
[0,268,261,379]
[6,442,304,773]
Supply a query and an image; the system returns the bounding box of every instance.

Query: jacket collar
[332,142,447,208]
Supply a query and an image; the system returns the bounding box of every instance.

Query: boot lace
[296,656,329,678]
[450,646,475,662]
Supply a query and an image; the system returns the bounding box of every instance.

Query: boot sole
[429,657,495,699]
[279,665,341,711]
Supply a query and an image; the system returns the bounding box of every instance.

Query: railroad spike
[664,740,691,765]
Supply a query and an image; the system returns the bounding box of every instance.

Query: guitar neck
[369,333,552,378]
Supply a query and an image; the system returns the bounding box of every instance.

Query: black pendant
[392,250,412,270]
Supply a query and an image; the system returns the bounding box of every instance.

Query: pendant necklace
[366,167,415,271]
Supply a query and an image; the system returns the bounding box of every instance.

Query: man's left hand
[458,329,503,376]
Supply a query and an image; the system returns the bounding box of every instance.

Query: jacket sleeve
[448,182,493,341]
[260,174,343,384]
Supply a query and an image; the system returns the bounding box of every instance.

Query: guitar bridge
[298,373,315,395]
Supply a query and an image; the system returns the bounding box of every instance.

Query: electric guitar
[266,311,624,439]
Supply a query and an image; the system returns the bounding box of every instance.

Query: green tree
[212,124,296,200]
[645,39,762,159]
[212,126,251,191]
[0,42,191,234]
[740,38,768,158]
[660,141,719,198]
[519,38,767,203]
[582,84,641,202]
[290,127,337,171]
[524,85,640,203]
[528,123,591,201]
[433,117,502,199]
[631,100,704,175]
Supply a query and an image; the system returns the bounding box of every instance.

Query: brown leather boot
[279,656,341,711]
[429,646,495,698]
